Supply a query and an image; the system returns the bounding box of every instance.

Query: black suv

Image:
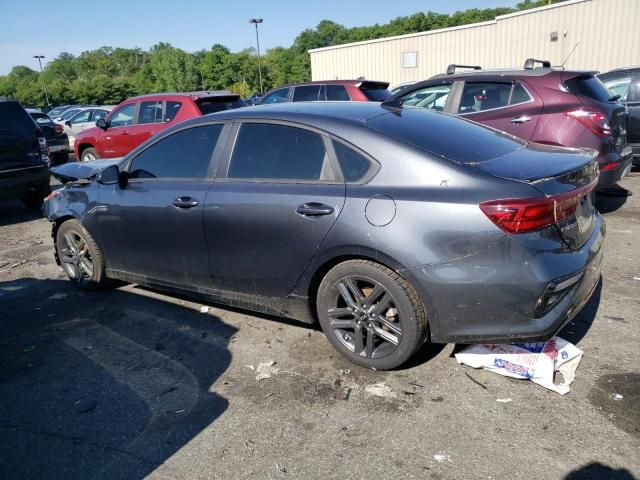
[0,100,51,210]
[599,66,640,167]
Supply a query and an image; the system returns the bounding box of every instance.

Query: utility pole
[33,55,51,108]
[249,18,264,94]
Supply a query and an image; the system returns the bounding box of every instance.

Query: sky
[0,0,519,75]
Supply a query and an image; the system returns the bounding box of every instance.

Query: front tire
[316,260,428,370]
[55,220,109,289]
[81,147,99,162]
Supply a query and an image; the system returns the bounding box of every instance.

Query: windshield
[564,75,613,103]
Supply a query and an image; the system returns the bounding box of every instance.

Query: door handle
[172,197,199,209]
[296,202,334,216]
[510,115,532,124]
[121,130,130,135]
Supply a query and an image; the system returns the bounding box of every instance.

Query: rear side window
[367,108,525,165]
[165,101,182,121]
[510,83,532,105]
[196,98,244,115]
[333,141,371,182]
[293,85,322,102]
[564,76,612,103]
[360,85,391,101]
[138,101,163,124]
[326,85,350,101]
[129,124,222,179]
[93,110,109,121]
[459,83,512,113]
[0,102,36,136]
[70,110,91,124]
[229,123,331,181]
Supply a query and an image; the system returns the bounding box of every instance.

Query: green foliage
[0,0,565,107]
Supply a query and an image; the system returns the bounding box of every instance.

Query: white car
[63,106,114,147]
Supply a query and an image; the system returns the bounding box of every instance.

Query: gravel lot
[0,173,638,480]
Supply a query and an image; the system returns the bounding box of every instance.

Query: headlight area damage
[49,158,124,184]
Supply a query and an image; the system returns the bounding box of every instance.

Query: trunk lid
[477,142,599,250]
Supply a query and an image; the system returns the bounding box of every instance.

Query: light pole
[249,18,264,94]
[33,55,51,107]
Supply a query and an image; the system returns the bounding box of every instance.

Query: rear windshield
[30,113,55,126]
[564,75,613,103]
[361,86,391,102]
[197,97,246,115]
[0,102,37,137]
[366,107,525,164]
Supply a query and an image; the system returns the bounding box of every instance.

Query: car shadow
[558,277,602,346]
[0,278,237,480]
[0,199,44,227]
[595,185,631,214]
[564,462,637,480]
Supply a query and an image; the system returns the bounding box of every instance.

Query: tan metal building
[309,0,640,87]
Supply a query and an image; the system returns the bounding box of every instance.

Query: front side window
[293,85,322,102]
[260,88,290,104]
[402,84,451,111]
[602,76,633,102]
[70,110,91,124]
[109,104,136,128]
[228,123,331,181]
[138,101,163,124]
[129,124,222,179]
[333,141,372,182]
[326,85,350,101]
[458,83,513,114]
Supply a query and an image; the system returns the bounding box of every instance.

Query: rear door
[203,121,345,297]
[292,85,323,102]
[456,80,543,140]
[95,123,227,286]
[130,100,168,149]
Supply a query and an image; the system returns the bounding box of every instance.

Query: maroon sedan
[390,59,632,188]
[254,80,391,105]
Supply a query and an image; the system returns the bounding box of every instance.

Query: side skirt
[105,268,315,324]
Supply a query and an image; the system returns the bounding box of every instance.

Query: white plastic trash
[455,336,583,395]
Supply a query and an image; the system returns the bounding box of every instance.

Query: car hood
[50,158,124,183]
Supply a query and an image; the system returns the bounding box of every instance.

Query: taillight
[54,124,64,133]
[600,161,620,171]
[479,179,597,234]
[564,109,611,136]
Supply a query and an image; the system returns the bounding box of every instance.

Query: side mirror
[97,165,119,185]
[95,118,108,130]
[65,120,71,127]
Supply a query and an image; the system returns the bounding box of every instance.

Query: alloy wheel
[328,276,402,359]
[60,231,94,283]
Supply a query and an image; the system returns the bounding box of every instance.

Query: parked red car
[389,59,633,188]
[253,80,391,105]
[74,92,245,161]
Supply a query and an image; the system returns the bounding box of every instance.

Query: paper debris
[249,360,279,381]
[496,398,512,403]
[455,336,583,395]
[364,383,396,398]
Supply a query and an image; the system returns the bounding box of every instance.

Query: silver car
[63,106,114,147]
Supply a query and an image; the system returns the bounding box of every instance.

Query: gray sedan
[44,102,604,369]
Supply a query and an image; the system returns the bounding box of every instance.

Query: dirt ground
[0,173,638,480]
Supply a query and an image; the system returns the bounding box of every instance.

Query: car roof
[127,91,239,101]
[598,66,640,76]
[271,79,390,89]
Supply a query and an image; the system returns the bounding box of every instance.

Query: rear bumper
[596,149,633,188]
[0,166,50,203]
[402,214,605,344]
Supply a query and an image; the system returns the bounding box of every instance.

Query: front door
[100,103,138,158]
[203,122,345,297]
[456,81,543,140]
[95,123,225,286]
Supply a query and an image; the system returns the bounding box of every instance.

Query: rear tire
[316,260,427,370]
[55,219,110,290]
[81,147,98,162]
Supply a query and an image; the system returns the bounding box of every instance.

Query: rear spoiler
[357,80,390,89]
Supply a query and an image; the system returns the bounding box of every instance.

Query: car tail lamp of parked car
[563,109,612,136]
[53,124,64,134]
[479,180,597,234]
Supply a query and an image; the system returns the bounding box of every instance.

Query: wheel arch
[76,142,94,158]
[51,214,78,266]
